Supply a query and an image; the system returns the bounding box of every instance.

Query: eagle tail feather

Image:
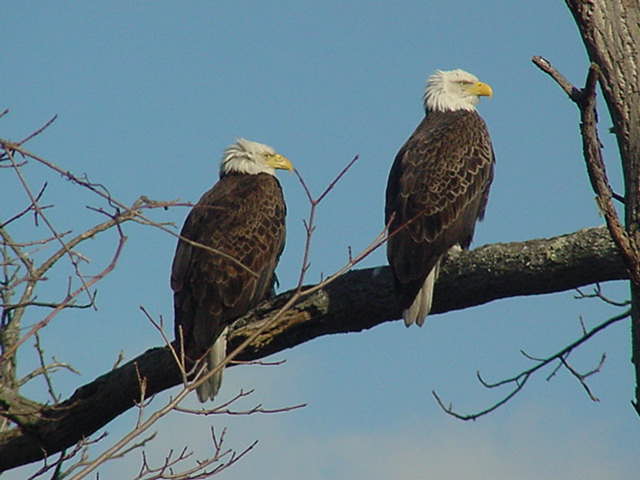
[403,259,441,327]
[196,326,228,402]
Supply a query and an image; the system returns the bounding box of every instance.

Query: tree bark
[0,226,627,471]
[565,0,640,412]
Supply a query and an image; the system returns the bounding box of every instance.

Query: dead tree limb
[0,225,627,472]
[565,0,640,414]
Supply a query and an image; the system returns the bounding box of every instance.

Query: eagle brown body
[385,69,495,326]
[171,139,291,401]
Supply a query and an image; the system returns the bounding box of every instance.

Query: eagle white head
[423,69,493,113]
[220,138,294,177]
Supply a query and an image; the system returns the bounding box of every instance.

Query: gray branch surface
[0,226,627,472]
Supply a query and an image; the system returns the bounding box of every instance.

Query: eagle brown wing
[385,110,494,309]
[171,172,286,364]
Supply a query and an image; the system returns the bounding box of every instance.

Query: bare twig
[5,147,94,299]
[531,56,582,101]
[1,225,128,362]
[17,115,58,145]
[141,306,190,387]
[0,183,49,229]
[559,353,606,402]
[173,387,306,416]
[575,284,630,307]
[18,360,79,388]
[433,308,629,420]
[132,427,258,480]
[3,297,95,313]
[25,433,108,480]
[33,333,60,403]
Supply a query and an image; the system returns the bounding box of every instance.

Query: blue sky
[3,1,638,478]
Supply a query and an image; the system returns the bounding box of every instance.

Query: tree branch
[532,56,639,285]
[0,225,626,472]
[433,308,629,420]
[564,0,640,414]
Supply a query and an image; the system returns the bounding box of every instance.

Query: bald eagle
[385,69,495,326]
[171,138,293,401]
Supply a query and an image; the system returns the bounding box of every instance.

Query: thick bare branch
[0,225,627,472]
[532,57,639,285]
[565,0,640,414]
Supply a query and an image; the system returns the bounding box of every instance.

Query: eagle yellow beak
[469,81,493,97]
[266,153,294,171]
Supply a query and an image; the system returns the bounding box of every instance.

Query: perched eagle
[171,138,293,402]
[385,69,495,326]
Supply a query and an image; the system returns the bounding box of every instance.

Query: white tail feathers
[196,326,228,402]
[403,260,441,327]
